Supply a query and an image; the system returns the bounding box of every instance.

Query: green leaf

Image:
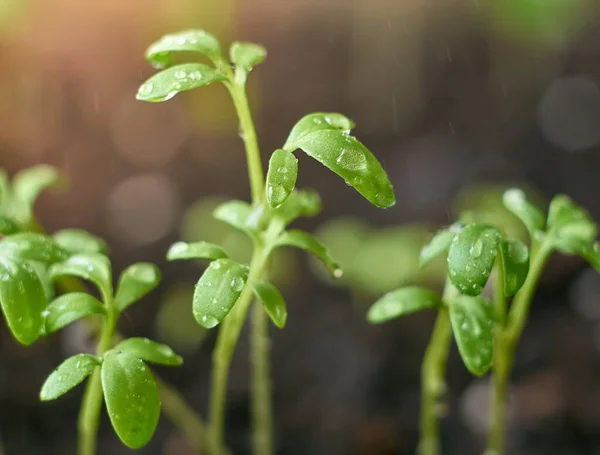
[0,169,9,206]
[0,216,19,235]
[39,354,100,401]
[367,286,442,323]
[166,241,229,261]
[547,194,592,230]
[12,165,61,210]
[498,238,529,296]
[419,223,462,268]
[30,261,55,303]
[251,280,288,328]
[502,188,545,236]
[449,295,495,376]
[549,221,597,255]
[112,338,183,366]
[115,263,161,312]
[584,242,600,273]
[136,63,227,102]
[213,200,255,235]
[193,259,249,328]
[230,41,267,72]
[447,224,502,296]
[0,257,46,345]
[49,253,112,300]
[0,232,68,264]
[266,149,298,208]
[43,292,105,334]
[52,229,108,255]
[294,129,396,208]
[102,352,160,449]
[275,230,341,277]
[283,113,356,151]
[145,29,223,68]
[271,189,322,227]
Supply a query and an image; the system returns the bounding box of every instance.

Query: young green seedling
[368,188,600,455]
[138,29,396,455]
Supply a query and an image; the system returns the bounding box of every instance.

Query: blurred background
[2,0,600,454]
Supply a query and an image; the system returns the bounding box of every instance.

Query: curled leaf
[367,286,442,323]
[283,113,356,150]
[112,338,183,366]
[145,29,223,68]
[166,241,229,261]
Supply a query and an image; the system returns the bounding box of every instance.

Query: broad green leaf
[53,229,108,255]
[49,253,112,300]
[12,165,61,210]
[271,189,322,227]
[449,295,495,376]
[39,354,100,401]
[498,238,529,296]
[0,216,19,235]
[43,292,105,334]
[266,149,298,208]
[447,224,501,296]
[166,241,228,261]
[102,352,160,449]
[283,113,356,151]
[213,200,255,235]
[113,337,183,366]
[0,257,46,345]
[0,232,68,264]
[30,261,55,302]
[251,280,287,328]
[275,230,341,277]
[419,223,462,268]
[502,188,545,236]
[547,194,591,230]
[230,41,267,72]
[145,29,223,68]
[294,129,396,208]
[136,63,227,102]
[115,263,161,312]
[367,286,442,323]
[193,259,249,328]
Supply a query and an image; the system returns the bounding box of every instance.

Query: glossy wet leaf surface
[252,280,288,328]
[283,113,355,150]
[0,232,68,264]
[52,229,108,255]
[145,29,223,68]
[44,292,105,334]
[112,338,183,366]
[502,188,545,236]
[367,286,442,323]
[419,224,462,268]
[266,149,298,208]
[49,253,112,300]
[166,241,229,261]
[115,263,161,312]
[275,230,341,277]
[499,238,530,296]
[40,354,100,401]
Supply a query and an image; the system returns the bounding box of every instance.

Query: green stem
[418,282,458,455]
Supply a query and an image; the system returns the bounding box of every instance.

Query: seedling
[368,189,600,455]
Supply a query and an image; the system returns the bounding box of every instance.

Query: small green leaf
[230,41,267,73]
[266,149,298,208]
[447,224,501,296]
[449,295,495,376]
[49,253,112,300]
[0,216,19,235]
[12,165,62,218]
[294,129,395,208]
[166,241,229,261]
[115,263,161,312]
[43,292,105,334]
[0,232,68,264]
[271,189,322,227]
[40,354,100,401]
[113,338,183,366]
[193,259,249,328]
[145,29,223,68]
[252,280,288,328]
[213,200,254,235]
[136,63,227,102]
[419,224,462,268]
[283,113,356,151]
[367,286,442,323]
[498,238,530,296]
[547,194,591,230]
[502,188,545,236]
[102,352,160,449]
[0,257,46,345]
[275,230,341,277]
[53,229,108,255]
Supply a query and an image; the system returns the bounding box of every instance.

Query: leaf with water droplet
[145,29,223,68]
[266,149,298,208]
[367,286,442,323]
[102,352,160,449]
[271,189,322,228]
[274,230,340,277]
[49,253,112,301]
[137,63,227,103]
[114,263,160,312]
[498,238,529,296]
[43,292,105,335]
[166,241,229,262]
[193,258,249,328]
[213,200,256,237]
[251,280,287,328]
[0,257,46,345]
[10,165,62,224]
[447,224,501,296]
[449,295,496,376]
[0,232,68,265]
[419,223,463,268]
[293,129,395,208]
[112,338,183,367]
[283,113,356,151]
[52,229,108,255]
[230,41,267,81]
[502,188,545,237]
[40,354,100,401]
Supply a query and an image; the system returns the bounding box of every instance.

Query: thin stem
[251,300,274,455]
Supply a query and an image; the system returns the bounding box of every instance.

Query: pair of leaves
[40,338,182,448]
